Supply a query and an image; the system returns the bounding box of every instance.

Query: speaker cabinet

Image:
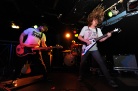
[113,54,138,70]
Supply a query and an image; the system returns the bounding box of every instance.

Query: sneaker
[108,80,118,88]
[11,80,18,87]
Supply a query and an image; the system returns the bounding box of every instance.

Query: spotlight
[108,6,119,17]
[108,11,113,17]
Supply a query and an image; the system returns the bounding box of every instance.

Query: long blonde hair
[87,4,105,26]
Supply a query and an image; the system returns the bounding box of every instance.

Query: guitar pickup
[93,40,96,42]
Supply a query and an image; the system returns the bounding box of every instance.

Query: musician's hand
[20,43,25,47]
[107,32,112,38]
[86,40,91,45]
[43,46,52,50]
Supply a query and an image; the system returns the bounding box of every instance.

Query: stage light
[33,25,38,28]
[127,0,138,13]
[107,6,119,17]
[73,30,77,34]
[108,11,113,17]
[74,34,78,37]
[65,33,71,38]
[11,22,20,29]
[112,8,119,15]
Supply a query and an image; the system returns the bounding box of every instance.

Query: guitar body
[82,39,96,55]
[16,44,35,57]
[21,62,31,74]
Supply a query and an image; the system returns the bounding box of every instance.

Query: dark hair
[40,23,48,32]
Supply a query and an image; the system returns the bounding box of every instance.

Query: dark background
[0,0,138,71]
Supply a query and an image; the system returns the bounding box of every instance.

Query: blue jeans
[79,50,112,81]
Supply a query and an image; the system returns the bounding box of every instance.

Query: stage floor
[1,67,138,91]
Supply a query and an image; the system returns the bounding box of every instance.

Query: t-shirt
[79,26,103,51]
[23,28,46,46]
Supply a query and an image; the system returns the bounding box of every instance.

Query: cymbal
[62,50,71,52]
[74,44,82,46]
[77,44,82,45]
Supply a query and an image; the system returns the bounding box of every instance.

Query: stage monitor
[113,54,138,68]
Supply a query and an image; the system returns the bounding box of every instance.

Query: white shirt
[23,28,46,46]
[79,26,103,51]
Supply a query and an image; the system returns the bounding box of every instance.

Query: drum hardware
[62,50,71,53]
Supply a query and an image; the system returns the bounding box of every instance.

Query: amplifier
[113,54,138,69]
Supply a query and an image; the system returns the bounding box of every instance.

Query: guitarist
[78,5,118,87]
[11,23,50,86]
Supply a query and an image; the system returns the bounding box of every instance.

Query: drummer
[70,40,78,56]
[71,40,76,49]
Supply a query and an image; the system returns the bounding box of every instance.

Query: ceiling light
[11,22,20,29]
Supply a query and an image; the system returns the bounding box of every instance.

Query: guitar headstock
[113,28,122,33]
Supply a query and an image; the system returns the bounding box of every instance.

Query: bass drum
[64,53,75,66]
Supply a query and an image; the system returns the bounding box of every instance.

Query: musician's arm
[19,32,26,46]
[41,40,47,47]
[40,33,47,47]
[78,35,91,45]
[99,32,112,42]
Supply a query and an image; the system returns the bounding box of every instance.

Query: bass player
[11,23,51,86]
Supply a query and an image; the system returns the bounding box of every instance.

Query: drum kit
[62,44,82,66]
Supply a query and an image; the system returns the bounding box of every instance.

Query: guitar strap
[96,28,98,34]
[40,33,43,40]
[88,26,98,34]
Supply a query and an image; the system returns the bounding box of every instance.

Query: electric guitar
[82,28,121,56]
[16,44,63,57]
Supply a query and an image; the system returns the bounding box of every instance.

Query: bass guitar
[82,28,121,56]
[16,44,63,57]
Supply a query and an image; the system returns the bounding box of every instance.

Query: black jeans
[12,51,47,80]
[79,50,112,81]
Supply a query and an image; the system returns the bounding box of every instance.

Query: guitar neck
[95,31,114,41]
[32,46,63,51]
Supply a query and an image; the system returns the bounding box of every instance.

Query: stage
[1,67,138,91]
